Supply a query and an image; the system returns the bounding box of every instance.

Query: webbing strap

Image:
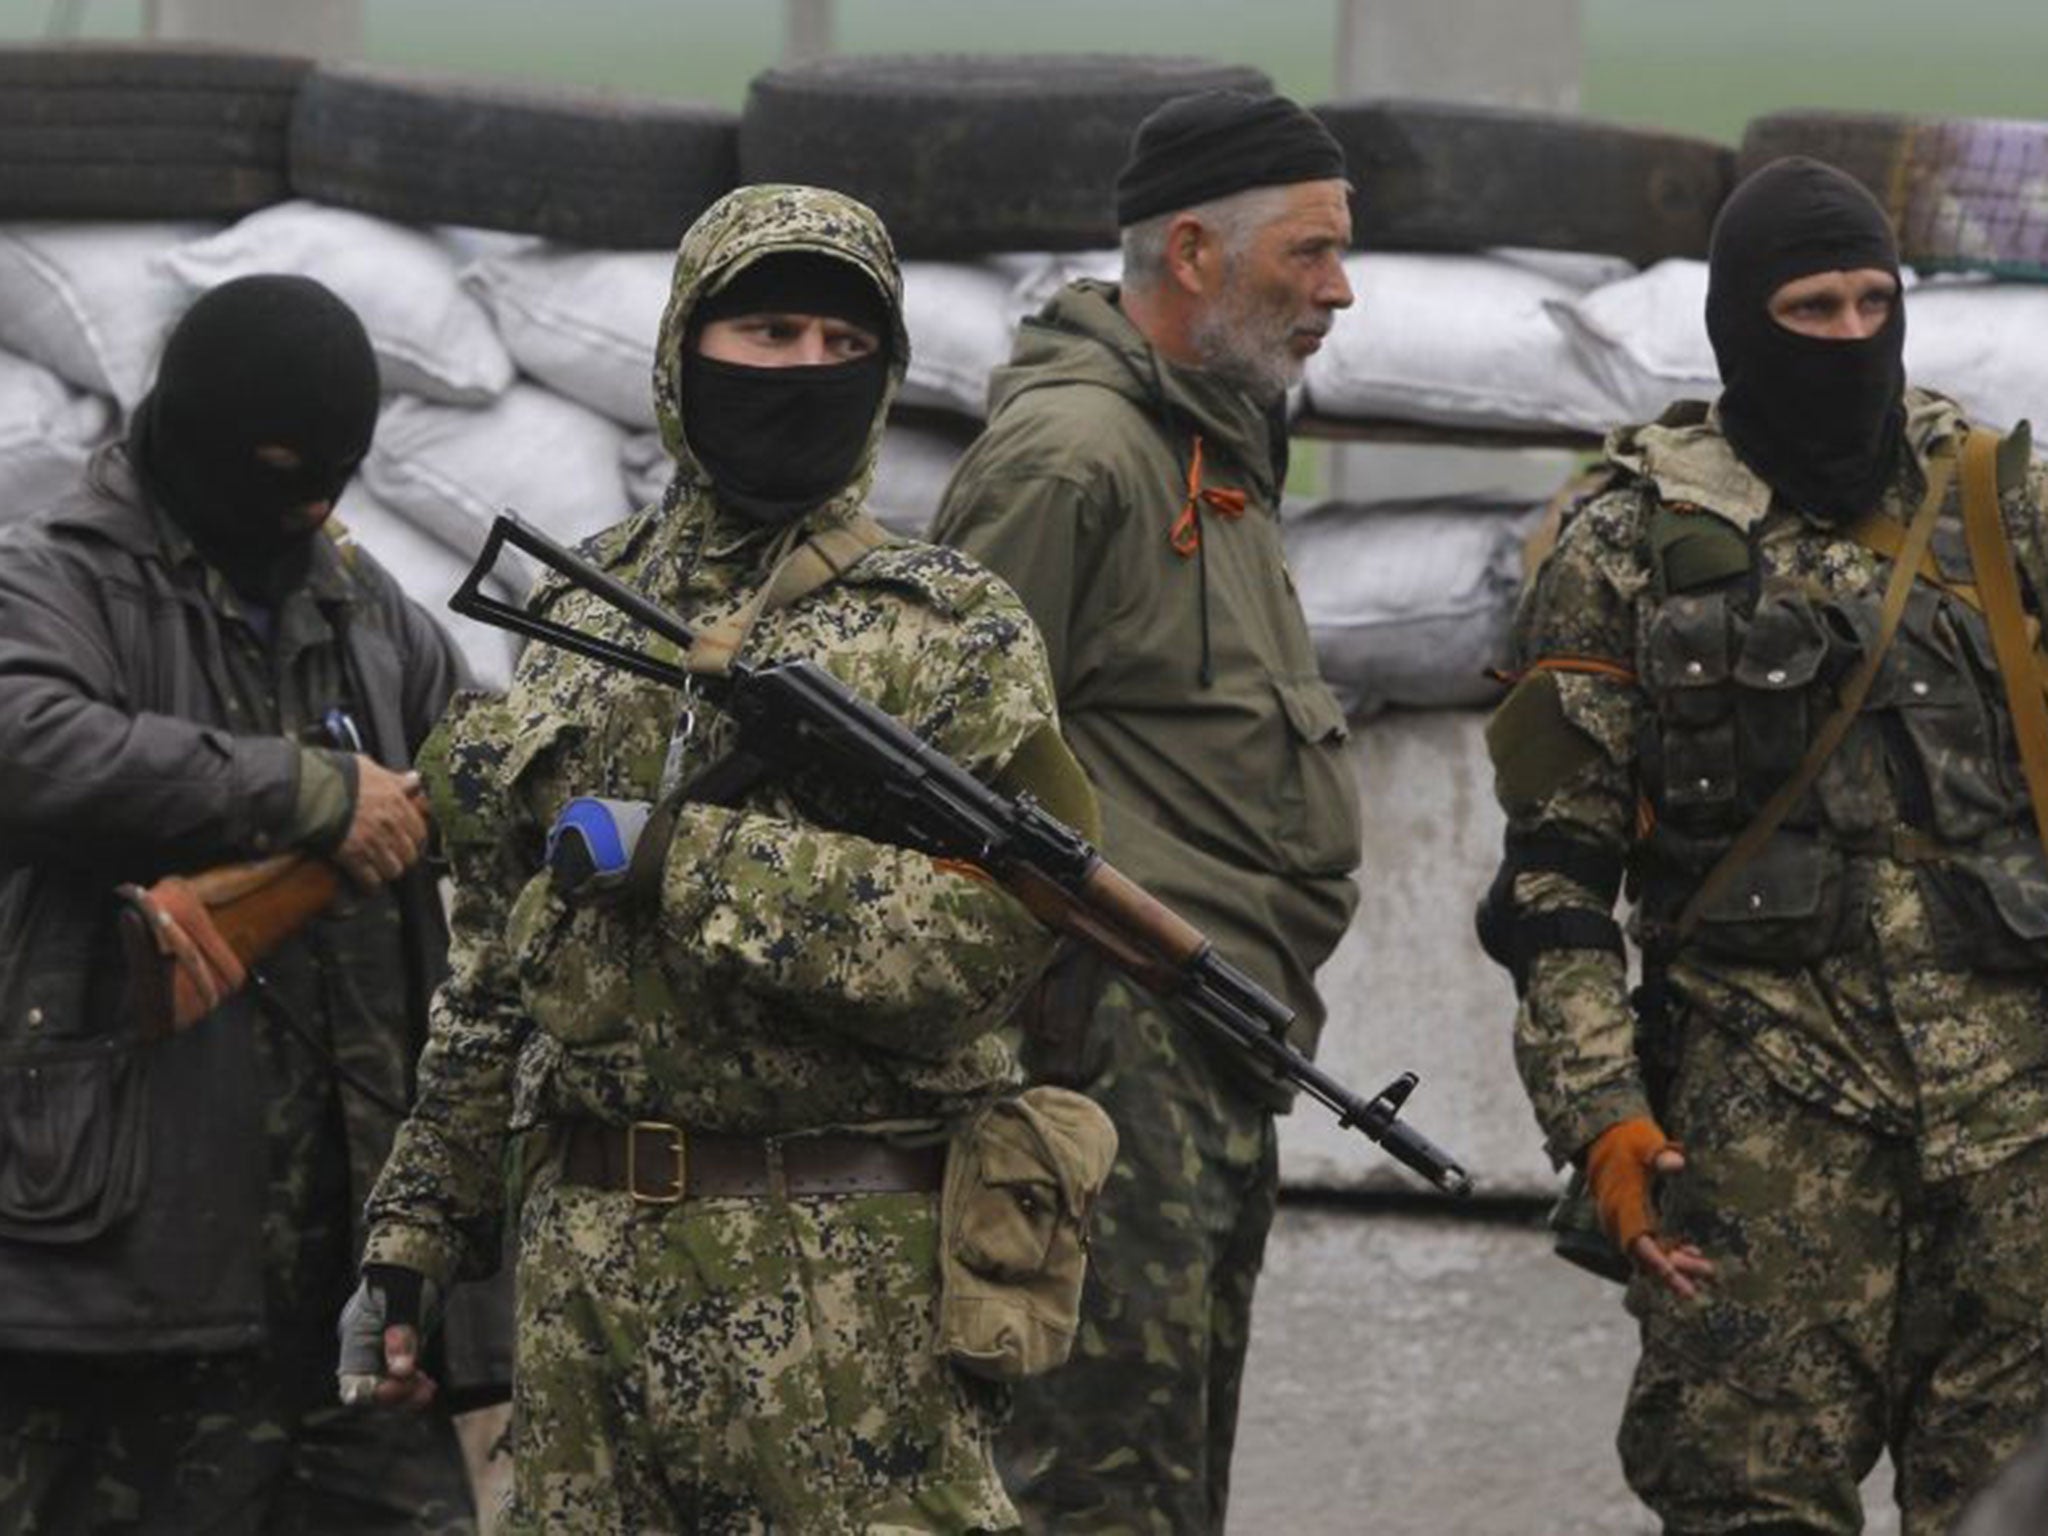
[1959,429,2048,860]
[685,514,891,676]
[1676,450,1956,939]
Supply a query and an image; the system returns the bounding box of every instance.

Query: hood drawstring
[1168,431,1247,688]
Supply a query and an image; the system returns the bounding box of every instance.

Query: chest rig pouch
[1635,505,1865,964]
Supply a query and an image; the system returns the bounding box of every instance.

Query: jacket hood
[987,279,1279,501]
[1606,386,1968,534]
[651,184,910,530]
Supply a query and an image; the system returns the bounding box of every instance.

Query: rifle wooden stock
[190,854,346,968]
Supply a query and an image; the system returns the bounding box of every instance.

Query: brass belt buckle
[626,1120,686,1205]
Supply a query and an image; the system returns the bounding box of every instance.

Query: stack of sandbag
[1282,496,1543,719]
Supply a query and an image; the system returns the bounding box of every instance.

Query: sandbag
[1303,250,1630,434]
[0,221,213,409]
[0,349,115,520]
[1282,499,1540,717]
[161,202,515,406]
[362,386,632,599]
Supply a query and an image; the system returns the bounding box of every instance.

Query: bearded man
[931,90,1365,1535]
[1482,156,2048,1534]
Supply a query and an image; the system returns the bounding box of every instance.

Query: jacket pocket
[1642,592,1732,730]
[1685,833,1851,965]
[1920,829,2048,971]
[0,1035,148,1244]
[1271,673,1362,877]
[1731,592,1830,804]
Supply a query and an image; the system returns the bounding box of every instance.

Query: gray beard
[1189,291,1305,406]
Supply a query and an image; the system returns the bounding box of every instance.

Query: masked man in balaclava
[0,275,498,1531]
[1479,155,2048,1533]
[351,186,1103,1532]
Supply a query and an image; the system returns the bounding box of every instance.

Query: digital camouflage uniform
[362,186,1064,1535]
[932,280,1362,1534]
[1492,389,2048,1535]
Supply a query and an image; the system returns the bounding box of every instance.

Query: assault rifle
[450,512,1475,1197]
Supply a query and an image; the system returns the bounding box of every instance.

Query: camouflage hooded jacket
[1494,389,2048,1179]
[363,187,1060,1285]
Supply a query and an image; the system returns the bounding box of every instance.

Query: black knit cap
[694,250,890,340]
[1115,90,1348,227]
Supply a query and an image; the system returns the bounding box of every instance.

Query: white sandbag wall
[7,48,2048,1202]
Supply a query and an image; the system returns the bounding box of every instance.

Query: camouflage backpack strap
[1674,443,1957,940]
[683,513,893,677]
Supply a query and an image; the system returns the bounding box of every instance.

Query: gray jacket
[0,450,478,1357]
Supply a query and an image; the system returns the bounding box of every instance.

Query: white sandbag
[1901,275,2048,434]
[363,385,632,599]
[1544,257,1716,423]
[0,221,213,410]
[160,202,515,406]
[1282,498,1538,717]
[0,350,116,519]
[331,484,521,693]
[1304,251,1626,434]
[462,244,669,429]
[620,431,671,510]
[897,259,1021,418]
[618,414,978,539]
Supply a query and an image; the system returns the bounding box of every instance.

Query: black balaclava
[680,251,892,527]
[1706,156,1906,527]
[130,274,380,603]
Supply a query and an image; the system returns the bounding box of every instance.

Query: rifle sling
[683,514,891,678]
[1957,428,2048,859]
[1674,446,1955,940]
[626,514,892,906]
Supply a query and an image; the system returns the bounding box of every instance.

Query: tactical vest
[1632,462,2048,972]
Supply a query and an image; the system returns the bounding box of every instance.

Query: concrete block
[1278,707,1562,1200]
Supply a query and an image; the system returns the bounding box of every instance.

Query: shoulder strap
[684,513,891,677]
[1675,449,1956,940]
[1958,428,2048,859]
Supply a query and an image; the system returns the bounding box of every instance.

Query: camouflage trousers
[1621,1019,2048,1535]
[501,1159,1016,1534]
[0,1335,474,1535]
[1001,977,1277,1535]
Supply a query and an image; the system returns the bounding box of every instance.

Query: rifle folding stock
[452,512,1475,1197]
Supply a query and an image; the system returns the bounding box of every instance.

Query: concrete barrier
[1278,706,1564,1201]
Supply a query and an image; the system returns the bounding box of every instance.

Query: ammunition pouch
[936,1086,1118,1381]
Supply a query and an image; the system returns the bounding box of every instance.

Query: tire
[1315,99,1735,264]
[740,54,1273,257]
[1741,111,2048,280]
[0,43,307,220]
[290,65,738,250]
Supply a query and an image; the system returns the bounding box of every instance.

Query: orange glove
[118,876,249,1030]
[1584,1115,1677,1255]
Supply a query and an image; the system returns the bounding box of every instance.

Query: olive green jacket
[932,280,1361,1069]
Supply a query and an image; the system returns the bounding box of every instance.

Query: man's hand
[334,759,429,891]
[337,1264,441,1411]
[1585,1116,1717,1301]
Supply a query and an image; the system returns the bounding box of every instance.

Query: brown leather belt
[558,1120,945,1204]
